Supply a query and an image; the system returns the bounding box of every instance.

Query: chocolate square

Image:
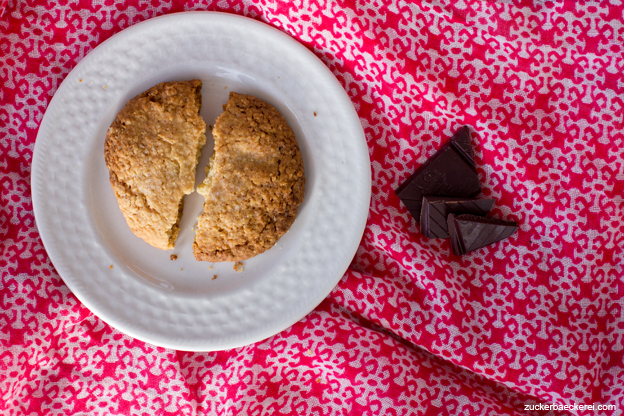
[396,126,480,222]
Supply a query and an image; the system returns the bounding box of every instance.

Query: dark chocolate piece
[420,197,495,238]
[447,214,518,255]
[396,126,480,222]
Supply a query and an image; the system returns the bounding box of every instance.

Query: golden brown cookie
[104,80,206,250]
[193,92,305,262]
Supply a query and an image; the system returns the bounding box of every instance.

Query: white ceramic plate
[32,12,370,351]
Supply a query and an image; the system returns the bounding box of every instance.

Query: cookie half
[193,92,305,262]
[104,80,207,250]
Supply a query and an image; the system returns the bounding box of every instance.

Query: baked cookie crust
[104,80,206,250]
[193,92,305,262]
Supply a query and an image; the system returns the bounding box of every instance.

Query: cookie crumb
[313,111,317,116]
[209,266,212,270]
[212,275,217,280]
[234,261,244,272]
[170,254,178,261]
[224,86,227,89]
[181,268,183,271]
[208,125,213,130]
[109,265,113,269]
[103,85,107,90]
[79,79,82,82]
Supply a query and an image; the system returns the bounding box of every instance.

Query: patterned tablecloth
[1,1,623,415]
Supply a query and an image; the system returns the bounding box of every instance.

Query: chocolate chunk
[447,214,518,255]
[420,197,495,238]
[396,126,480,222]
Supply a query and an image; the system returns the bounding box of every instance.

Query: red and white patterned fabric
[1,1,623,415]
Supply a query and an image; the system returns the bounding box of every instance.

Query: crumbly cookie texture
[193,92,305,262]
[104,80,206,250]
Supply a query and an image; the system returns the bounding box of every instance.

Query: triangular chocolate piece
[421,197,495,239]
[396,127,480,222]
[447,214,518,255]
